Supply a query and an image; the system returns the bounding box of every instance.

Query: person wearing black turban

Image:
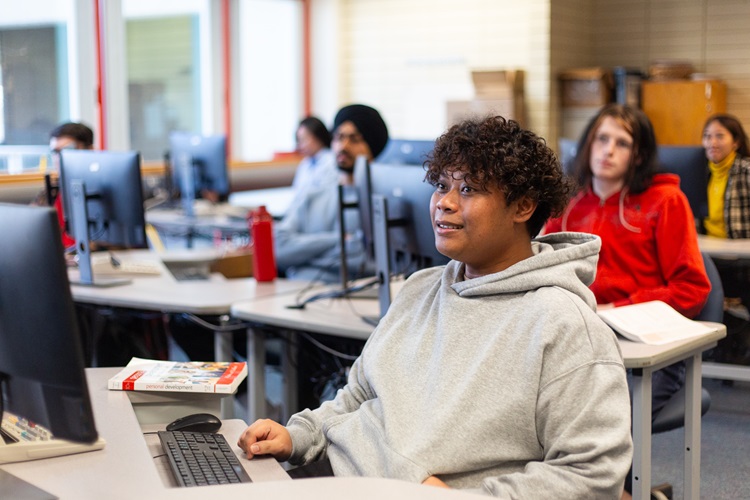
[274,104,389,283]
[331,104,389,172]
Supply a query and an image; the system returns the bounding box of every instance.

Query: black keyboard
[158,430,252,487]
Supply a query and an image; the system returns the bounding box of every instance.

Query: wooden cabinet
[641,80,726,146]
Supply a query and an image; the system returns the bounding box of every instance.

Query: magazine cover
[108,357,247,394]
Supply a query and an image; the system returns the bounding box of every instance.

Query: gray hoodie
[286,232,633,498]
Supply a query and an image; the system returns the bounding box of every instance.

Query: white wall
[321,0,553,140]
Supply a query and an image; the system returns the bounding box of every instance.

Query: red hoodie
[545,174,710,318]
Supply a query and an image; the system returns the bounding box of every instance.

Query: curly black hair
[424,115,573,237]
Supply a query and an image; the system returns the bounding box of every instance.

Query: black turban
[333,104,389,158]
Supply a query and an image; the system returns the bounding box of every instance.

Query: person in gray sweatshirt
[239,116,633,498]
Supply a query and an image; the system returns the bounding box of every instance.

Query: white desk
[619,325,725,500]
[231,292,726,500]
[697,234,750,382]
[70,251,307,420]
[229,186,295,219]
[697,233,750,260]
[146,201,252,248]
[0,368,479,500]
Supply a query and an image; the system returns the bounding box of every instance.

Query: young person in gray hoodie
[239,116,633,498]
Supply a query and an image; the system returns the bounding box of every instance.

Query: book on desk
[597,300,715,345]
[108,357,247,394]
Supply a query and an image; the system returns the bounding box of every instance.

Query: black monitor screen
[0,204,98,443]
[656,145,708,220]
[169,132,229,198]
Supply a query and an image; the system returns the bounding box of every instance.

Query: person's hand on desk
[238,418,292,461]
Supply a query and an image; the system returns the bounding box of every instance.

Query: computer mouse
[166,413,222,433]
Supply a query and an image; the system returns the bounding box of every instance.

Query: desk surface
[229,186,294,218]
[0,369,481,500]
[70,250,304,315]
[697,234,750,259]
[146,203,251,234]
[231,291,727,365]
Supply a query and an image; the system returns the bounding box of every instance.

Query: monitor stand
[371,194,393,320]
[337,185,379,300]
[67,180,130,287]
[177,153,196,218]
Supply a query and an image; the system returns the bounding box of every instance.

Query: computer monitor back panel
[377,139,435,165]
[558,138,579,177]
[59,149,147,249]
[656,146,708,219]
[169,132,229,198]
[0,204,98,443]
[368,162,450,273]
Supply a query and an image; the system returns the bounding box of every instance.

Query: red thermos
[250,205,277,282]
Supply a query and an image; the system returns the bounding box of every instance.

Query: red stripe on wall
[302,0,311,117]
[93,0,106,149]
[222,0,232,157]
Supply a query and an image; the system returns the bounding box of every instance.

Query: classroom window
[122,0,211,162]
[236,0,303,161]
[125,15,200,162]
[0,0,77,173]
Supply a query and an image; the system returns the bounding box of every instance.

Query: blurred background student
[701,113,750,364]
[543,104,710,499]
[33,122,95,248]
[290,116,336,199]
[274,104,388,283]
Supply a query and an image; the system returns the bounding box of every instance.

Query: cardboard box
[210,249,254,278]
[446,70,525,126]
[561,106,602,142]
[559,67,613,108]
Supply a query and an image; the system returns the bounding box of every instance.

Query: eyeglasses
[332,132,365,144]
[50,143,77,154]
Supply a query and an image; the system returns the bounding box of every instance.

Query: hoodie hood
[446,231,601,310]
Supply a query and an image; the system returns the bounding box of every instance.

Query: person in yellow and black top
[702,114,750,239]
[701,113,750,365]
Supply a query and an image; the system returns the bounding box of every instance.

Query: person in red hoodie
[544,104,710,498]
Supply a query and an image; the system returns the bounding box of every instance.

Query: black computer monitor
[367,162,450,316]
[558,137,579,176]
[656,145,708,220]
[0,203,99,444]
[169,132,229,216]
[377,139,435,165]
[59,149,147,286]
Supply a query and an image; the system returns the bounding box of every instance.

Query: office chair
[651,252,723,433]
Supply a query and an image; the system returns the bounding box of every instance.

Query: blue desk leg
[684,352,702,499]
[632,367,653,500]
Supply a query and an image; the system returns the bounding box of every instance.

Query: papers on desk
[91,253,162,276]
[108,357,247,394]
[597,301,715,345]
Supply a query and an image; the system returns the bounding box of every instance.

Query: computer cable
[298,331,359,361]
[178,313,253,332]
[286,276,381,310]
